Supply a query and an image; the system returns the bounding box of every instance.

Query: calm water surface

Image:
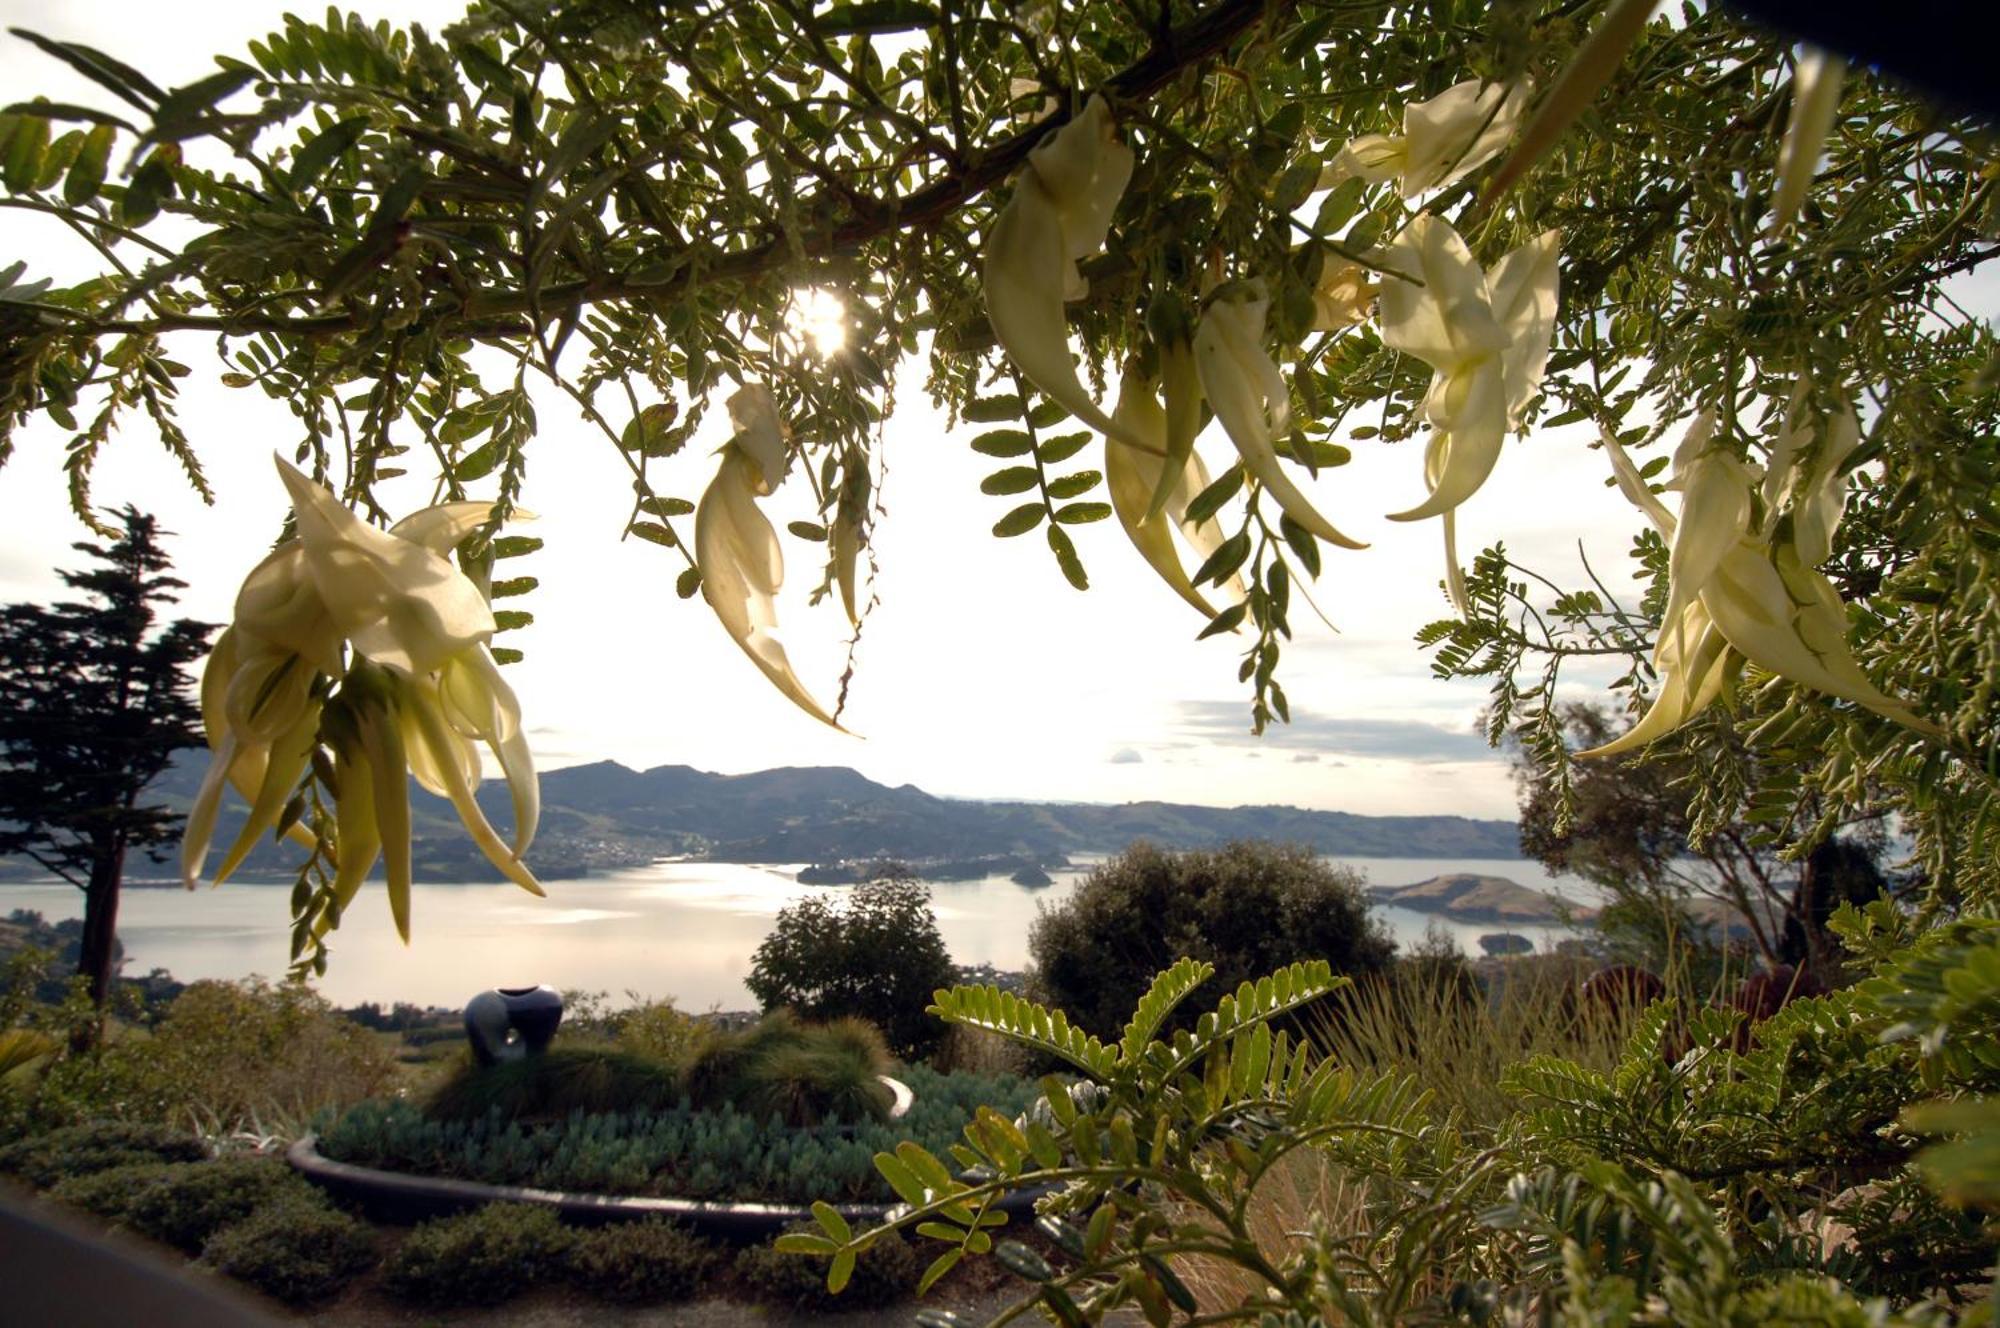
[0,856,1593,1012]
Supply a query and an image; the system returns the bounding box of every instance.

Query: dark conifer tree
[0,508,214,1035]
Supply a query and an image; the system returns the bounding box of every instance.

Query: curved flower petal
[1600,427,1679,540]
[1195,288,1366,549]
[1487,230,1562,425]
[1386,357,1508,523]
[315,740,382,941]
[1772,48,1845,234]
[233,542,343,677]
[1578,602,1734,758]
[1705,546,1935,733]
[1399,79,1530,197]
[1378,215,1508,373]
[401,672,544,897]
[439,645,539,855]
[696,449,844,729]
[1026,96,1133,263]
[389,501,504,555]
[727,383,789,495]
[276,457,495,677]
[1145,337,1205,522]
[1108,373,1226,620]
[207,697,320,886]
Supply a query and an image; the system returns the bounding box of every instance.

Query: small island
[1367,873,1592,926]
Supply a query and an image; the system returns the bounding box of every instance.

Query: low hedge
[0,1120,207,1188]
[319,1064,1038,1204]
[200,1190,378,1306]
[565,1218,718,1304]
[382,1202,574,1307]
[736,1224,921,1311]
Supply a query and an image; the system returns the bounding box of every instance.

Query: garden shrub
[738,1223,920,1311]
[47,1160,177,1220]
[426,1046,682,1123]
[564,1218,718,1304]
[121,1155,315,1253]
[201,1189,377,1307]
[0,1119,205,1187]
[616,998,715,1065]
[1028,840,1393,1039]
[746,869,957,1060]
[32,979,393,1133]
[383,1202,574,1307]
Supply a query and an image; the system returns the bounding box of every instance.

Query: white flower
[1193,283,1366,550]
[983,96,1148,452]
[1330,79,1530,199]
[1583,408,1934,758]
[1771,48,1846,234]
[695,406,845,730]
[1105,367,1242,620]
[1376,217,1558,611]
[183,458,542,939]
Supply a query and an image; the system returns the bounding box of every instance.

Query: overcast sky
[8,2,1975,823]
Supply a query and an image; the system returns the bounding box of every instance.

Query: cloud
[1108,747,1144,765]
[1291,753,1320,763]
[1166,701,1501,764]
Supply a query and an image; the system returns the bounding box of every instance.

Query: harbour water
[0,856,1593,1013]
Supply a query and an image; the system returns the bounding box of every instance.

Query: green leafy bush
[47,1160,177,1220]
[383,1202,573,1307]
[320,1064,1037,1204]
[747,869,957,1060]
[616,998,716,1065]
[0,1120,205,1187]
[121,1155,315,1253]
[738,1223,920,1311]
[32,979,393,1134]
[1028,841,1393,1039]
[201,1189,377,1307]
[564,1218,718,1304]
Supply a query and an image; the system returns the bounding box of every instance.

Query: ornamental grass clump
[426,1046,682,1124]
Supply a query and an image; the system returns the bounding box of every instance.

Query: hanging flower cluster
[694,383,846,729]
[182,458,540,942]
[1326,78,1531,199]
[1583,401,1936,757]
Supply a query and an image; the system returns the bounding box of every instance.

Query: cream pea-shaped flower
[1106,367,1243,621]
[983,95,1148,452]
[1330,79,1530,199]
[1584,410,1934,759]
[1771,48,1846,235]
[695,398,845,730]
[1194,283,1366,550]
[182,457,542,940]
[1377,216,1558,611]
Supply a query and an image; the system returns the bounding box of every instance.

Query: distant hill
[1,756,1522,883]
[1368,873,1592,925]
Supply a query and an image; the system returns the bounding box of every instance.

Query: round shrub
[0,1120,206,1188]
[565,1219,718,1304]
[383,1202,573,1307]
[201,1190,377,1307]
[1028,840,1395,1039]
[736,1224,921,1311]
[47,1160,177,1220]
[122,1155,315,1252]
[746,869,957,1060]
